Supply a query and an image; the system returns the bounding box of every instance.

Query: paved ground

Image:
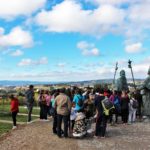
[0,120,150,150]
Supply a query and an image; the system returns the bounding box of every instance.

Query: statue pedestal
[142,92,150,116]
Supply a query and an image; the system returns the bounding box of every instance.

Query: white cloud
[11,49,24,56]
[86,0,139,6]
[0,0,46,20]
[18,57,48,66]
[34,0,150,49]
[35,0,125,36]
[128,1,150,24]
[1,56,149,81]
[0,27,4,35]
[57,63,66,68]
[125,1,150,41]
[77,41,94,50]
[0,26,33,48]
[125,42,144,53]
[82,48,100,56]
[77,41,100,56]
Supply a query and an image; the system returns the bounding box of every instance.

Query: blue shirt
[73,94,84,111]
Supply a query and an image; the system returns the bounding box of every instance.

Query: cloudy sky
[0,0,150,81]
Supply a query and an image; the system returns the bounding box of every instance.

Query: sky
[0,0,150,82]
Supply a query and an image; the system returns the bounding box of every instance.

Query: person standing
[45,90,52,117]
[55,88,71,138]
[134,90,143,121]
[25,85,34,123]
[10,94,19,129]
[50,90,59,134]
[109,90,121,124]
[121,91,129,124]
[94,88,107,138]
[73,89,84,112]
[128,94,138,124]
[38,90,47,120]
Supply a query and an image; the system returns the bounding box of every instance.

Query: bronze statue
[116,70,128,91]
[141,67,150,116]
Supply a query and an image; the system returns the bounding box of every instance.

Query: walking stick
[128,60,136,90]
[113,62,118,88]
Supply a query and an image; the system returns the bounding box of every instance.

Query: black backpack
[77,96,83,107]
[132,99,138,109]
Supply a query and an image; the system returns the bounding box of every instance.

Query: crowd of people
[10,85,143,138]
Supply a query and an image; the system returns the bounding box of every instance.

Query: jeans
[27,103,34,122]
[12,111,18,126]
[95,114,107,137]
[128,109,136,123]
[57,114,69,137]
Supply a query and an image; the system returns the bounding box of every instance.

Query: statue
[141,67,150,116]
[116,70,128,91]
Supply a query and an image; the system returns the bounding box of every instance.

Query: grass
[0,113,39,122]
[0,105,40,115]
[0,123,12,136]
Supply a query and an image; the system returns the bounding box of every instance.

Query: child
[70,103,77,132]
[128,94,138,124]
[73,111,86,137]
[10,94,19,129]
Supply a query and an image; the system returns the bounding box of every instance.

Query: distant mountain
[0,79,144,87]
[0,80,52,87]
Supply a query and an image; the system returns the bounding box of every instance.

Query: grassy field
[0,95,41,136]
[0,113,39,122]
[0,123,12,136]
[0,106,39,137]
[0,105,40,115]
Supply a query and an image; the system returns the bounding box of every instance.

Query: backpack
[77,96,83,107]
[132,99,138,109]
[113,96,121,113]
[114,96,120,105]
[101,98,114,116]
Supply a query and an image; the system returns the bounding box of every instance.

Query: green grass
[0,113,39,122]
[0,105,40,115]
[0,123,12,136]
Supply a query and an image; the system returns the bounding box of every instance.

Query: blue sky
[0,0,150,81]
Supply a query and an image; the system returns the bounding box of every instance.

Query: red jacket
[10,98,19,112]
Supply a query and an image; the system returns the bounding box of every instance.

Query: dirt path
[0,120,150,150]
[0,120,24,124]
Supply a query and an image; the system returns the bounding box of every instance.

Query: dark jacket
[26,89,34,104]
[121,96,129,110]
[94,95,105,116]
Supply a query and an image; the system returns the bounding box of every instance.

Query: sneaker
[12,126,17,130]
[93,136,100,139]
[43,119,49,122]
[101,136,106,139]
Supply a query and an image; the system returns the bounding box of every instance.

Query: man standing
[55,88,71,138]
[25,85,34,123]
[94,88,107,138]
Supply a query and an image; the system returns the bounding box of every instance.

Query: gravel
[0,120,150,150]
